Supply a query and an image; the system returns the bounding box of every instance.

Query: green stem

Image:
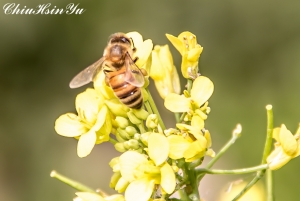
[206,131,240,169]
[109,137,118,145]
[232,105,274,200]
[197,128,241,182]
[179,112,187,122]
[196,164,268,175]
[262,105,274,164]
[178,189,190,201]
[266,169,274,201]
[175,112,181,123]
[187,79,193,93]
[145,88,166,130]
[138,123,146,133]
[144,100,153,114]
[50,170,96,193]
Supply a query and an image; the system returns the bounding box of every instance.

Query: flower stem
[50,170,96,193]
[196,164,268,175]
[265,105,274,201]
[232,105,274,200]
[109,137,118,145]
[196,125,241,182]
[144,100,153,114]
[187,79,193,93]
[262,105,274,164]
[145,88,166,130]
[175,112,181,123]
[206,131,240,169]
[266,169,274,201]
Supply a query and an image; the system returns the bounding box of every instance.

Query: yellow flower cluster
[55,31,215,201]
[55,32,153,158]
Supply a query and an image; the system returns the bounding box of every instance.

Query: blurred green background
[1,0,300,200]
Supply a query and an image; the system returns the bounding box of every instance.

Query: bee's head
[109,33,131,46]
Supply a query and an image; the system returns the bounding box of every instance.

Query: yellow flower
[126,31,153,72]
[164,76,214,113]
[55,89,112,158]
[111,134,176,201]
[166,31,203,79]
[267,124,300,170]
[150,45,181,99]
[168,124,214,162]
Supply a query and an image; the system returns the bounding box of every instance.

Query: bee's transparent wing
[69,57,105,88]
[124,52,145,87]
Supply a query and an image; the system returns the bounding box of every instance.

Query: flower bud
[117,128,130,140]
[127,111,142,124]
[134,133,141,140]
[125,126,137,137]
[110,172,122,188]
[115,116,129,129]
[132,108,149,120]
[115,142,127,152]
[115,177,129,193]
[146,114,158,129]
[116,131,126,142]
[127,139,140,150]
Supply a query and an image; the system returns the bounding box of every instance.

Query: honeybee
[69,33,146,109]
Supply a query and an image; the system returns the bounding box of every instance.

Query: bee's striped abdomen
[106,68,143,109]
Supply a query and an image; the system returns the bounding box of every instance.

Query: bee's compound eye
[121,37,131,44]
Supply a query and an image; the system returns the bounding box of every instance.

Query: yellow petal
[119,151,148,182]
[158,45,173,72]
[267,146,292,170]
[164,93,190,112]
[204,130,212,148]
[148,133,169,166]
[160,163,176,194]
[178,31,197,49]
[75,192,104,201]
[93,105,108,131]
[187,45,203,62]
[126,32,143,49]
[125,178,155,201]
[77,130,96,158]
[176,123,204,141]
[76,89,103,123]
[191,115,204,131]
[190,76,214,107]
[272,127,281,142]
[167,135,190,159]
[279,124,298,156]
[126,32,153,68]
[183,140,206,160]
[55,113,86,137]
[135,39,153,68]
[171,64,181,94]
[150,48,165,80]
[166,34,184,55]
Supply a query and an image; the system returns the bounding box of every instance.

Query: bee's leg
[103,65,113,86]
[133,56,139,63]
[130,37,136,52]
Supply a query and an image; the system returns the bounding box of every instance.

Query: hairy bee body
[69,33,145,109]
[105,67,143,109]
